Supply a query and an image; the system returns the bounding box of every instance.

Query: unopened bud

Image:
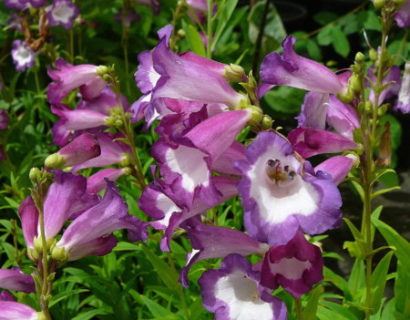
[51,246,68,262]
[372,0,386,10]
[261,115,273,129]
[37,312,47,320]
[338,89,354,104]
[120,154,131,167]
[27,247,39,261]
[122,167,132,175]
[177,29,186,37]
[355,52,365,63]
[378,104,389,116]
[247,106,263,126]
[369,48,378,62]
[33,236,43,253]
[96,65,109,77]
[44,153,65,169]
[349,74,362,93]
[29,167,42,183]
[224,64,246,82]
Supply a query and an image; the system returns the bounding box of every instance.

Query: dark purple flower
[25,0,47,7]
[199,254,287,320]
[235,132,342,246]
[0,291,15,301]
[261,232,323,298]
[46,0,79,29]
[11,40,35,72]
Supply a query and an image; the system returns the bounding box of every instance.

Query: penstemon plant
[0,0,410,319]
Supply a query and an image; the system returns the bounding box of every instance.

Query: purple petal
[86,168,128,194]
[296,92,328,129]
[0,301,39,319]
[11,40,35,72]
[18,197,38,248]
[46,0,79,29]
[261,232,323,298]
[395,0,410,28]
[56,132,100,167]
[395,62,410,113]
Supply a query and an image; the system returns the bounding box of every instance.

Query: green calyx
[224,64,246,82]
[51,245,69,262]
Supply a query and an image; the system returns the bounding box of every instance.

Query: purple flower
[0,269,35,293]
[395,0,410,28]
[0,301,40,319]
[395,62,410,113]
[0,110,9,130]
[46,0,79,29]
[315,155,355,185]
[259,37,345,97]
[4,0,27,10]
[11,40,35,72]
[140,176,238,252]
[288,127,357,158]
[47,59,106,103]
[54,181,146,261]
[44,132,100,169]
[18,197,38,249]
[199,254,287,320]
[180,219,268,287]
[86,168,129,194]
[42,172,99,240]
[261,232,323,298]
[235,132,342,246]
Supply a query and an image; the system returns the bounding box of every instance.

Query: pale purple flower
[47,59,106,103]
[395,62,410,113]
[199,254,287,320]
[314,155,355,185]
[11,40,35,72]
[55,181,146,261]
[395,0,410,28]
[18,197,38,249]
[261,232,323,298]
[86,168,129,194]
[259,37,345,97]
[0,110,9,130]
[0,269,34,293]
[0,301,40,320]
[46,0,79,29]
[235,132,342,246]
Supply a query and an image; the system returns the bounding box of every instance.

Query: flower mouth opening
[265,158,301,197]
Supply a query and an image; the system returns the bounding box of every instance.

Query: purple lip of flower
[55,181,147,261]
[46,0,79,30]
[261,232,323,298]
[259,36,345,98]
[11,40,35,72]
[18,196,39,249]
[0,110,9,131]
[199,254,288,320]
[0,269,35,293]
[235,132,342,246]
[0,301,39,319]
[396,62,410,113]
[180,218,268,287]
[395,0,410,28]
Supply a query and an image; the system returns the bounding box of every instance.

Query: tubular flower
[46,0,79,29]
[0,301,43,320]
[235,132,342,245]
[259,37,345,97]
[0,269,35,293]
[11,40,35,72]
[199,254,287,320]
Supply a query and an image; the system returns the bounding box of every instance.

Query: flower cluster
[133,26,364,319]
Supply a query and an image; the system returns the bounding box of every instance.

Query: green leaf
[213,0,238,51]
[182,21,206,57]
[324,267,348,294]
[395,262,410,318]
[263,86,304,114]
[331,26,350,57]
[348,259,365,301]
[304,286,324,320]
[314,11,338,25]
[371,251,394,313]
[362,10,381,31]
[318,301,359,320]
[317,27,333,46]
[71,309,109,320]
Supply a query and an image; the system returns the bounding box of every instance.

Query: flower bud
[44,153,65,169]
[224,64,246,82]
[29,167,42,183]
[372,0,386,10]
[51,246,68,262]
[355,52,365,63]
[96,65,109,77]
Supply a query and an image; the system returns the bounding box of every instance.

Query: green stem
[295,298,303,320]
[206,0,214,58]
